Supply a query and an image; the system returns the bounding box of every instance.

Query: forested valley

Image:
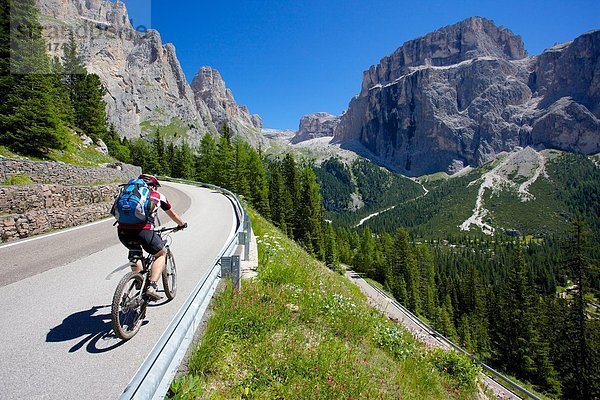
[314,155,599,399]
[2,2,598,397]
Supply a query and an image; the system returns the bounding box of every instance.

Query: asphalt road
[0,181,236,400]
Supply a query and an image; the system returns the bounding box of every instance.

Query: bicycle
[111,226,180,340]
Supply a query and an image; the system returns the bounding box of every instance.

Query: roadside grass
[168,211,481,399]
[46,132,115,166]
[140,117,191,141]
[1,174,34,185]
[0,132,115,166]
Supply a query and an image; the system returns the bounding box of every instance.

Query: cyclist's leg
[117,229,144,272]
[139,230,167,283]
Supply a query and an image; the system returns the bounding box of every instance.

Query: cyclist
[116,174,187,300]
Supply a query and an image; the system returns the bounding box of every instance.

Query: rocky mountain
[325,17,600,176]
[291,112,340,144]
[36,0,261,146]
[191,66,262,144]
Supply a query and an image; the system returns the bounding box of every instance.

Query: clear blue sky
[125,0,599,130]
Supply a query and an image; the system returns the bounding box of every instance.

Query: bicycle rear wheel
[111,272,147,340]
[162,248,177,300]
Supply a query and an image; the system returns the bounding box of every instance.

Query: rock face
[191,67,263,145]
[332,17,600,176]
[36,0,261,146]
[292,112,340,143]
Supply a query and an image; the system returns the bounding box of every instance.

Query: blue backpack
[111,178,156,225]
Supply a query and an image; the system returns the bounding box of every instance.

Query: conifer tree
[152,130,168,175]
[247,148,270,217]
[494,244,555,386]
[281,153,300,238]
[172,142,195,179]
[61,31,108,140]
[267,162,288,233]
[297,167,325,259]
[232,138,251,199]
[0,0,67,155]
[356,228,376,275]
[324,222,339,270]
[216,127,234,189]
[558,219,597,399]
[392,228,421,314]
[465,263,490,357]
[416,244,437,319]
[73,73,107,140]
[196,134,217,183]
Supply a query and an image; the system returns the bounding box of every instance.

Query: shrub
[427,348,481,391]
[2,174,33,185]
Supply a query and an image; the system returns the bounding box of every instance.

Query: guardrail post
[220,254,241,292]
[221,256,232,277]
[232,254,240,292]
[243,213,251,261]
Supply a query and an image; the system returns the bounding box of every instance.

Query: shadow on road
[46,305,143,353]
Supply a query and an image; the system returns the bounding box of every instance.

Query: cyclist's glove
[176,222,188,231]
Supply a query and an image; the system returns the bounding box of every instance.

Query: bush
[2,174,33,185]
[427,348,481,391]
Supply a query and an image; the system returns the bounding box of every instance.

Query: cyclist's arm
[166,208,185,227]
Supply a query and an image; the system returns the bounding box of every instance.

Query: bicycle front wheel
[162,248,177,300]
[111,272,147,340]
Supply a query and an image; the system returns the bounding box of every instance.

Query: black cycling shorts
[117,229,165,257]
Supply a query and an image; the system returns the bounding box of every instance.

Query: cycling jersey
[117,190,172,230]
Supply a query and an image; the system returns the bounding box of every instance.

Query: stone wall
[0,157,141,185]
[0,158,142,243]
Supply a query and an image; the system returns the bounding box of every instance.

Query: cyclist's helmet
[139,174,161,188]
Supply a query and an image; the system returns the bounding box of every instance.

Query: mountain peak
[361,16,527,93]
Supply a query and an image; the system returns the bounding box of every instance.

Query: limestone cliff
[331,17,600,176]
[36,0,261,146]
[291,112,340,144]
[191,66,263,145]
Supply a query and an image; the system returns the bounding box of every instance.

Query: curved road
[0,182,236,400]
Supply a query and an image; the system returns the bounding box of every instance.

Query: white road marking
[0,217,113,250]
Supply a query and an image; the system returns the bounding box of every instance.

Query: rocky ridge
[298,17,599,176]
[37,0,262,146]
[191,67,263,145]
[291,112,340,144]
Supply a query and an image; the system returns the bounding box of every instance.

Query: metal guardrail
[361,277,542,400]
[119,178,250,400]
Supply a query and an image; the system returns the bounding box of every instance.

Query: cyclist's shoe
[145,282,162,301]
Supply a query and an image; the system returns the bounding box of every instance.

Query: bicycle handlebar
[156,224,186,234]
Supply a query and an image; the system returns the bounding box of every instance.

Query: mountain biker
[116,174,187,301]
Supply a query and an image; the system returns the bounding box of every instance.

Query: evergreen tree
[416,244,437,319]
[152,130,168,175]
[464,263,490,357]
[232,138,251,199]
[103,125,130,163]
[196,134,217,183]
[172,142,195,179]
[60,31,108,140]
[216,127,234,189]
[267,162,288,233]
[356,228,376,276]
[281,153,300,238]
[247,148,270,217]
[73,73,107,139]
[297,167,325,259]
[558,219,597,398]
[0,0,67,155]
[128,139,159,174]
[324,222,339,270]
[392,228,421,314]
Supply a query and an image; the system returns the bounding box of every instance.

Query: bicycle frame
[112,226,180,340]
